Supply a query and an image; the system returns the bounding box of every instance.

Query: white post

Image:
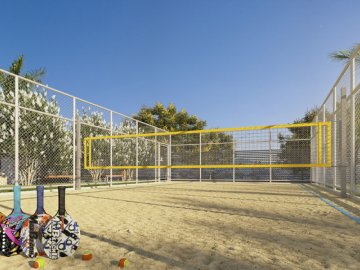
[136,121,139,184]
[158,144,161,181]
[269,129,272,183]
[310,127,315,183]
[75,114,81,190]
[333,88,337,190]
[110,111,113,187]
[14,76,19,185]
[199,133,202,182]
[315,115,319,185]
[154,128,157,182]
[350,58,356,195]
[72,97,76,190]
[232,138,235,182]
[322,105,326,187]
[340,87,347,198]
[168,135,172,181]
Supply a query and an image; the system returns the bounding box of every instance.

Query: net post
[167,134,171,181]
[14,75,19,185]
[155,128,157,182]
[159,135,161,181]
[136,121,139,184]
[310,124,314,183]
[340,86,347,198]
[199,133,202,182]
[350,58,356,195]
[232,135,235,183]
[269,129,272,183]
[317,121,322,166]
[110,111,113,187]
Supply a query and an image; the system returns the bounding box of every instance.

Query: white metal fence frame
[2,45,359,191]
[0,68,166,189]
[312,45,360,198]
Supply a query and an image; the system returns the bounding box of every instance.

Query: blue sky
[1,0,359,128]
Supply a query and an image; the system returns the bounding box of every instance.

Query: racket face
[42,213,80,260]
[0,211,29,256]
[0,185,29,256]
[20,213,52,258]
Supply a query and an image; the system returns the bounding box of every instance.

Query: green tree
[277,108,319,180]
[0,56,72,185]
[133,102,206,131]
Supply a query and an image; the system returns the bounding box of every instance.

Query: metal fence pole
[232,137,235,182]
[110,111,113,187]
[168,135,172,181]
[333,88,337,190]
[315,115,319,185]
[340,86,347,198]
[75,114,81,190]
[14,76,19,185]
[158,143,161,181]
[72,98,76,189]
[350,58,356,195]
[136,121,139,184]
[322,105,326,187]
[199,133,202,182]
[155,128,157,182]
[310,127,315,183]
[269,129,272,183]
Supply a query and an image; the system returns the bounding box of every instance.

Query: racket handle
[58,186,66,215]
[36,186,45,215]
[13,184,21,213]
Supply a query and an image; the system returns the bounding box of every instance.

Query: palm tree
[4,55,46,82]
[329,43,360,64]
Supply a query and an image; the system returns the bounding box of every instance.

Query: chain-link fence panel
[354,88,360,196]
[0,104,15,187]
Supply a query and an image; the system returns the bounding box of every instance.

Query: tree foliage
[133,102,206,131]
[0,56,72,185]
[277,108,319,179]
[329,43,360,64]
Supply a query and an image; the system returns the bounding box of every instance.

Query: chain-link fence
[312,45,360,198]
[0,69,166,190]
[2,46,358,191]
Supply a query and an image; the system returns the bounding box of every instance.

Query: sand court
[0,182,359,270]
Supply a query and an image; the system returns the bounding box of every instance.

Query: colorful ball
[119,258,129,268]
[82,250,93,261]
[33,257,45,269]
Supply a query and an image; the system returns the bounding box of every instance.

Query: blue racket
[0,184,29,256]
[20,186,52,258]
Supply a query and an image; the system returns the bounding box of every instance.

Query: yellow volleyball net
[83,122,331,171]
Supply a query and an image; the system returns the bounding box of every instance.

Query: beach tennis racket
[0,184,29,256]
[20,186,52,258]
[42,186,80,259]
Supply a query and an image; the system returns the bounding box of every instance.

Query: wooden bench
[45,175,73,184]
[105,174,124,182]
[46,175,73,179]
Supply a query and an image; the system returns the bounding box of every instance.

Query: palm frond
[330,43,360,64]
[9,55,24,74]
[24,67,46,83]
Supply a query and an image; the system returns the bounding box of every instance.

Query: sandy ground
[0,182,360,270]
